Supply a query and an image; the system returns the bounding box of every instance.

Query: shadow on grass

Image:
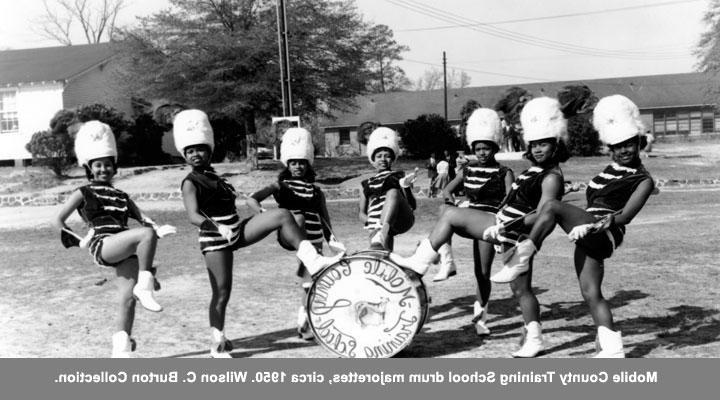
[167,328,317,358]
[403,289,650,358]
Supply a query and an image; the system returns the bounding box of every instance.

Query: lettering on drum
[307,254,428,358]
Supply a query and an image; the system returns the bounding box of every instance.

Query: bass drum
[306,250,429,358]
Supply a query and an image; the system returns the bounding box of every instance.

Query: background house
[0,43,130,166]
[321,72,720,157]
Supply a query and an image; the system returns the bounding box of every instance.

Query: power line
[397,0,703,32]
[403,58,555,82]
[385,0,698,59]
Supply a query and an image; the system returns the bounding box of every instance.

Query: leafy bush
[401,113,460,158]
[558,85,601,156]
[25,129,75,177]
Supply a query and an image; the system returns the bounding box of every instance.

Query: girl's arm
[442,169,465,204]
[524,173,563,227]
[503,168,515,196]
[246,183,279,214]
[318,190,333,240]
[53,190,84,230]
[127,198,151,224]
[609,178,655,227]
[358,190,368,224]
[181,180,208,227]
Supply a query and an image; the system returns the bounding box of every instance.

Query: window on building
[339,129,351,145]
[664,112,677,135]
[702,110,715,133]
[0,90,19,133]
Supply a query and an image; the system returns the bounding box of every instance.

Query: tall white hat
[173,109,214,154]
[593,95,645,145]
[465,108,502,149]
[520,97,568,144]
[74,120,117,166]
[366,127,400,163]
[280,127,314,166]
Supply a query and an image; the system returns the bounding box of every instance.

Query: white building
[0,43,130,166]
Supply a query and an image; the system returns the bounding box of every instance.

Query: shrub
[401,113,460,158]
[25,129,75,177]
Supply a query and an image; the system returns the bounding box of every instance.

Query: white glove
[155,224,177,238]
[328,235,346,254]
[482,224,502,242]
[79,228,95,249]
[456,200,470,208]
[399,167,420,188]
[567,224,593,242]
[217,224,234,242]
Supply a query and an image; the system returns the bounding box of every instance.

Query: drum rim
[305,250,429,358]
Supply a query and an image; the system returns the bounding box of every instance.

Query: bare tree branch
[35,0,125,45]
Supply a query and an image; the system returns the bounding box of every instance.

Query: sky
[0,0,711,86]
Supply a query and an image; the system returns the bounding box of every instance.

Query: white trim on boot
[388,238,439,276]
[472,301,490,335]
[490,239,537,283]
[296,240,344,277]
[210,328,233,358]
[594,326,625,358]
[133,270,163,312]
[512,321,544,358]
[433,243,458,281]
[112,331,134,358]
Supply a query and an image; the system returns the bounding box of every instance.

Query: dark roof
[322,72,719,128]
[0,43,115,86]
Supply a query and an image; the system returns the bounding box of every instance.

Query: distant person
[426,155,438,197]
[642,130,654,157]
[358,127,418,250]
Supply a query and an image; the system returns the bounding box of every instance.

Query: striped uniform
[76,182,137,267]
[578,162,653,259]
[273,179,325,249]
[496,166,563,247]
[361,170,415,231]
[182,168,246,253]
[462,164,510,213]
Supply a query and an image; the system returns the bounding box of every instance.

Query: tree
[36,0,125,45]
[495,87,532,152]
[357,121,380,145]
[362,25,411,93]
[401,114,459,158]
[413,68,472,91]
[697,0,720,78]
[557,85,601,156]
[25,110,77,177]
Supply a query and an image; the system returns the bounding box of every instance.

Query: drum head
[307,250,428,358]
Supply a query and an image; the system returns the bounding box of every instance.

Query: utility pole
[443,51,448,121]
[276,0,292,117]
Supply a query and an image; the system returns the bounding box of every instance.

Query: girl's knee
[510,280,531,298]
[119,291,136,309]
[140,226,157,242]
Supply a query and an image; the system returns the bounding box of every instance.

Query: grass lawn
[1,188,719,358]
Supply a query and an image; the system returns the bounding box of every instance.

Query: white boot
[512,321,544,358]
[389,238,439,276]
[210,328,233,358]
[433,243,457,282]
[472,301,490,335]
[133,270,163,312]
[111,331,134,358]
[490,239,537,283]
[594,326,625,358]
[296,240,344,277]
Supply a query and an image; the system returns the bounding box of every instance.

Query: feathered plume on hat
[173,109,214,155]
[592,95,645,146]
[465,108,502,149]
[366,127,400,163]
[74,120,117,166]
[280,127,314,166]
[520,97,568,144]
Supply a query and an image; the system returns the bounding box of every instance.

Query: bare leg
[204,250,233,330]
[101,227,157,272]
[376,189,413,249]
[574,247,614,329]
[240,209,306,247]
[528,199,596,249]
[428,207,496,250]
[114,257,138,334]
[509,259,539,324]
[474,239,495,306]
